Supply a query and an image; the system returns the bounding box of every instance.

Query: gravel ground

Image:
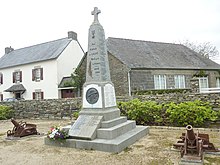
[0,119,219,165]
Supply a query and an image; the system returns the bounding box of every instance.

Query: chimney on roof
[5,46,14,54]
[68,31,77,40]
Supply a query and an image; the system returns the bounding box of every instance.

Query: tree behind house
[71,68,85,97]
[179,40,219,59]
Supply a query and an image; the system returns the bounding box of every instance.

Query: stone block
[79,108,120,121]
[97,120,136,139]
[101,116,127,128]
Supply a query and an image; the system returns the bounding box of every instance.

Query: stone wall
[0,98,82,119]
[134,93,220,109]
[130,69,219,92]
[108,53,130,96]
[1,92,220,119]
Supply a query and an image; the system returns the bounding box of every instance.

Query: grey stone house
[79,37,220,96]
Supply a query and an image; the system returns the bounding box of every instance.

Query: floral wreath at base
[47,126,69,141]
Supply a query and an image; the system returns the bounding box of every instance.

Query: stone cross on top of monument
[91,7,101,23]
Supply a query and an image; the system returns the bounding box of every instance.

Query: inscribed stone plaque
[68,115,103,140]
[104,84,116,107]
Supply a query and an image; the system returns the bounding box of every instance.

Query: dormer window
[32,68,43,82]
[13,71,22,83]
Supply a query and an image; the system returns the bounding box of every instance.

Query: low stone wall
[1,93,220,119]
[0,98,82,119]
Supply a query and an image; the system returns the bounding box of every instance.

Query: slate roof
[0,38,72,69]
[106,37,220,70]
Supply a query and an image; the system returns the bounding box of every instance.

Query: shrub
[0,105,14,120]
[72,111,79,119]
[118,99,218,127]
[165,100,218,127]
[118,99,164,125]
[217,110,220,119]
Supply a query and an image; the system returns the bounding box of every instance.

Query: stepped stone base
[45,107,149,153]
[45,125,149,153]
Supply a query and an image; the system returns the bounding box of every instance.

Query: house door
[15,92,21,99]
[61,89,74,98]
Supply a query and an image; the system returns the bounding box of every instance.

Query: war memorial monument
[45,7,149,153]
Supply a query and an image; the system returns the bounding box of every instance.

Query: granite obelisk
[82,7,118,111]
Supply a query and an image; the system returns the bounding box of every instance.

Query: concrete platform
[45,125,149,153]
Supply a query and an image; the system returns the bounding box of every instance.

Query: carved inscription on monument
[88,40,101,80]
[68,115,103,140]
[104,84,116,108]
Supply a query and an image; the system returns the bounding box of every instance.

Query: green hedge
[118,99,218,127]
[0,105,14,120]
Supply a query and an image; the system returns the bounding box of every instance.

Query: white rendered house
[0,31,84,101]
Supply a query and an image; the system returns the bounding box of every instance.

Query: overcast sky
[0,0,220,63]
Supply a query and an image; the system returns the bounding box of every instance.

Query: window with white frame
[35,92,41,100]
[32,67,43,81]
[154,75,166,89]
[174,75,185,89]
[216,77,220,87]
[13,71,22,83]
[199,77,208,89]
[33,90,44,100]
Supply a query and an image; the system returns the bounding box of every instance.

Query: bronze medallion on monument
[86,87,99,104]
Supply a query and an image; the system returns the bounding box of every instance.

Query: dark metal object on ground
[7,118,38,137]
[173,125,219,163]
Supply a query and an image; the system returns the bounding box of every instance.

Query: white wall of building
[0,60,58,100]
[57,40,84,84]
